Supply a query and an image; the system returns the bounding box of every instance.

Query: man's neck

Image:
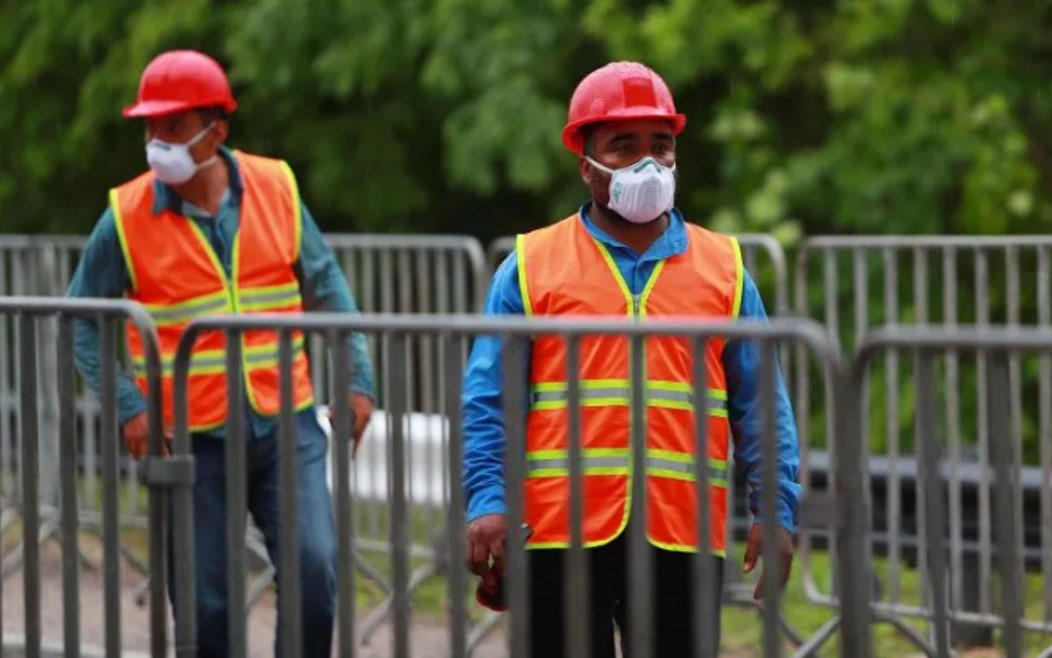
[589,203,669,255]
[172,157,229,216]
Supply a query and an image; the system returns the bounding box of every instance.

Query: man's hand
[742,523,794,601]
[330,393,373,457]
[466,514,507,583]
[122,412,150,458]
[121,412,173,458]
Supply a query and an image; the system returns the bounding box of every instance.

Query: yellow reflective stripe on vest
[644,449,729,486]
[133,335,307,377]
[526,447,728,485]
[526,448,630,478]
[530,379,728,416]
[144,291,231,327]
[237,282,302,312]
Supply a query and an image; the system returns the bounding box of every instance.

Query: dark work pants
[527,527,724,658]
[167,409,337,658]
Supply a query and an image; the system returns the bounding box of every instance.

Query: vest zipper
[632,294,641,318]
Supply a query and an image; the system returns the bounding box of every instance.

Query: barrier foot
[788,616,839,658]
[359,561,441,644]
[875,610,947,658]
[246,566,277,609]
[1034,644,1052,658]
[356,548,393,592]
[464,610,504,658]
[1,517,59,579]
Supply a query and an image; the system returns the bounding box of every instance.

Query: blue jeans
[168,409,337,658]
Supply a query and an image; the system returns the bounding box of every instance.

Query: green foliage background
[3,0,1051,244]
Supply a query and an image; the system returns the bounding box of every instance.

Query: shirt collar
[151,145,243,216]
[578,202,689,261]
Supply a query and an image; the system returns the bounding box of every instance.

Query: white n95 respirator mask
[145,123,218,185]
[586,156,677,224]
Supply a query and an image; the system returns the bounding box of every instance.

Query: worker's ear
[579,156,593,185]
[212,119,230,146]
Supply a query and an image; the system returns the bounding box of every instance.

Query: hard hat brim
[122,98,237,119]
[562,110,687,155]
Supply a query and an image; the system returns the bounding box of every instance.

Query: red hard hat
[562,61,686,155]
[123,50,238,119]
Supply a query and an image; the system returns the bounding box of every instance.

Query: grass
[6,496,1052,656]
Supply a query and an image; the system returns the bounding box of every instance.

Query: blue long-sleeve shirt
[461,206,802,533]
[67,146,374,438]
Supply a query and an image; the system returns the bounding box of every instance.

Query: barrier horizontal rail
[0,296,168,658]
[172,312,855,658]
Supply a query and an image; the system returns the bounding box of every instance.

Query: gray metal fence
[0,233,491,623]
[0,296,169,658]
[171,312,853,658]
[793,236,1052,654]
[840,324,1052,658]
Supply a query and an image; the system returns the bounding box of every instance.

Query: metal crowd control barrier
[0,233,490,619]
[792,236,1052,651]
[173,312,858,658]
[840,325,1052,658]
[0,236,160,606]
[0,296,170,658]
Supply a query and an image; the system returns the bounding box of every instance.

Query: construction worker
[462,61,801,657]
[66,50,374,657]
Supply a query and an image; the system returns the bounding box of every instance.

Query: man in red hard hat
[462,61,801,656]
[67,50,375,657]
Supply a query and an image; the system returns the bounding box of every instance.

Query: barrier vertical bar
[760,340,781,658]
[225,330,248,658]
[330,330,357,658]
[388,331,411,658]
[142,311,168,658]
[836,352,872,658]
[564,336,590,658]
[1005,247,1026,580]
[975,249,992,614]
[57,316,81,658]
[172,329,196,658]
[911,247,931,614]
[987,352,1023,657]
[442,333,466,658]
[98,315,122,657]
[691,337,716,658]
[628,333,652,658]
[502,334,530,658]
[19,313,41,658]
[1039,245,1052,623]
[0,251,11,512]
[822,249,840,595]
[915,349,951,657]
[279,330,303,658]
[882,247,901,604]
[942,247,964,612]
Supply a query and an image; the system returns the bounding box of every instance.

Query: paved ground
[3,539,768,657]
[2,540,510,658]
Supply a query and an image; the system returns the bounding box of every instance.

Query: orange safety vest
[516,214,743,555]
[110,150,314,432]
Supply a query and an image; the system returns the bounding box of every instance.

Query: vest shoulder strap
[682,223,744,317]
[515,214,579,316]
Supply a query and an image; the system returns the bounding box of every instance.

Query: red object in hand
[475,524,532,611]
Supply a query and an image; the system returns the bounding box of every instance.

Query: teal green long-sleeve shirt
[66,146,374,437]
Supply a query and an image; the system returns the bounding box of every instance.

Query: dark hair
[583,126,597,157]
[195,106,230,124]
